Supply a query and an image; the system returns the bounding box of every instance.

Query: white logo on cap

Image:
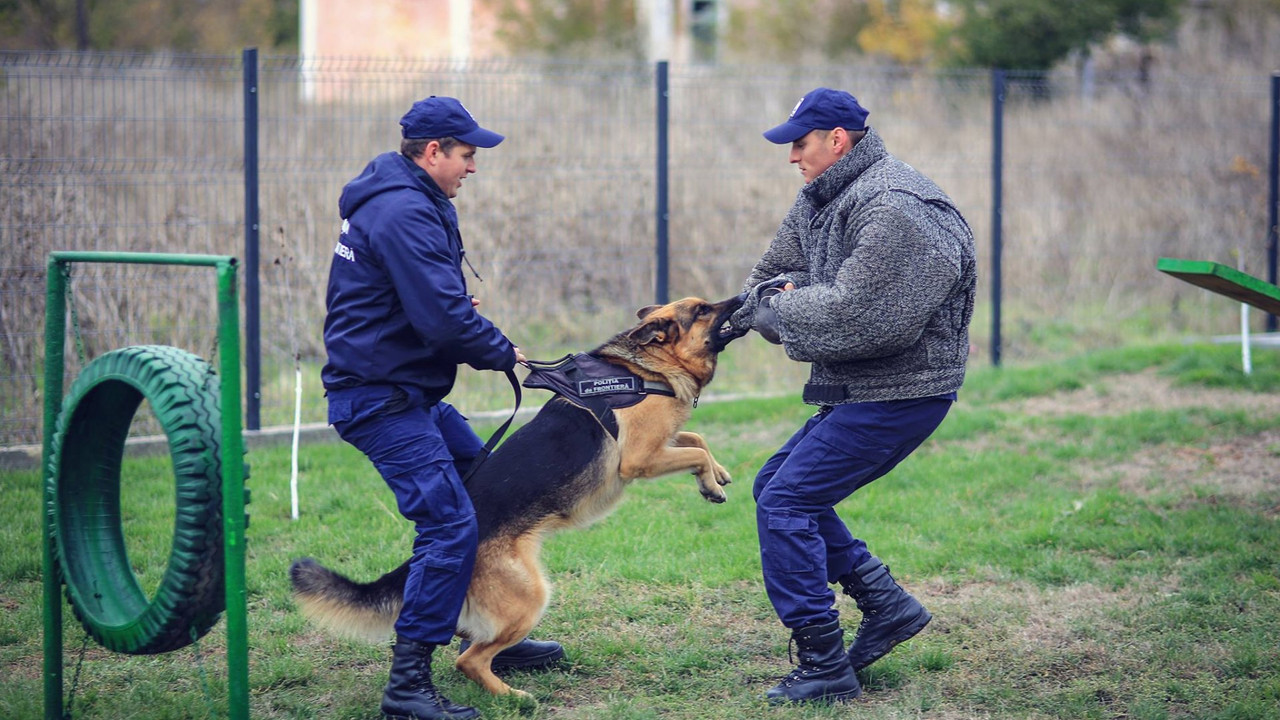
[458,100,476,121]
[790,96,805,118]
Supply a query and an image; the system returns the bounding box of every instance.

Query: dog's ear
[635,304,660,320]
[628,316,675,346]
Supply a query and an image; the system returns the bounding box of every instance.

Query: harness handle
[461,366,522,486]
[523,354,574,372]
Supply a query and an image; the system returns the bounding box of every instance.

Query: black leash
[462,366,522,485]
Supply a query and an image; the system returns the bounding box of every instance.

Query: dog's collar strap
[523,353,676,422]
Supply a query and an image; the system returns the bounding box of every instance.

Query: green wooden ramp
[1157,257,1280,315]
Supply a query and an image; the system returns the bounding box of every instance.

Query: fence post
[655,60,670,305]
[991,68,1005,366]
[1267,72,1278,332]
[243,47,261,429]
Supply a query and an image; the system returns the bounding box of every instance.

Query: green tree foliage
[950,0,1182,70]
[493,0,641,58]
[0,0,298,52]
[0,0,70,48]
[856,0,949,66]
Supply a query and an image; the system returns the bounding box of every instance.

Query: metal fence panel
[2,51,1275,448]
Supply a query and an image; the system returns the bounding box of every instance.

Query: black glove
[754,289,783,344]
[728,278,791,336]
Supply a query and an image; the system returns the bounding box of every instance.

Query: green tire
[48,345,226,654]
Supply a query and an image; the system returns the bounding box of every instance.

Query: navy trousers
[752,396,953,629]
[328,385,483,645]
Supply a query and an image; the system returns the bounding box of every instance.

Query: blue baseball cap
[399,96,504,148]
[763,88,869,144]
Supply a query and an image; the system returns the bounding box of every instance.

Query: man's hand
[754,294,782,344]
[753,283,793,344]
[513,346,527,365]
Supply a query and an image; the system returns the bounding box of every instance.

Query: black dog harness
[463,353,675,484]
[522,353,676,440]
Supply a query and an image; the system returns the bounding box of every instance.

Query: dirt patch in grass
[990,370,1280,500]
[1102,429,1280,500]
[907,576,1166,709]
[993,369,1280,421]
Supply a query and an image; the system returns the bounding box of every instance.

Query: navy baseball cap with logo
[399,95,504,148]
[763,88,870,144]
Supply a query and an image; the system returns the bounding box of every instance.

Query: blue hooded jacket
[322,152,515,398]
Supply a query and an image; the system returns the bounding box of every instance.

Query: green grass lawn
[2,342,1279,719]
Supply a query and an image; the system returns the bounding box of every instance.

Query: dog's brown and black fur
[290,294,744,698]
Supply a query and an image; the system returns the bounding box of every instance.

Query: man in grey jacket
[729,88,976,704]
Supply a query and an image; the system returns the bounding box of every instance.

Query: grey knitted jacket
[736,127,976,405]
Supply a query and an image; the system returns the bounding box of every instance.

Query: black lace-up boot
[838,556,932,671]
[765,620,861,704]
[381,636,479,720]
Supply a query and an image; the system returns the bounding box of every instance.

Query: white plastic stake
[1239,252,1253,376]
[1242,301,1253,376]
[291,365,302,519]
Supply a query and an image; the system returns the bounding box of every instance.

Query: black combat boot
[458,637,565,671]
[838,556,932,671]
[381,636,479,720]
[765,620,861,704]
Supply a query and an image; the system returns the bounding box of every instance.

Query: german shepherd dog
[290,294,746,698]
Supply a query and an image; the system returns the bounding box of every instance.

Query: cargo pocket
[421,470,473,522]
[763,510,818,574]
[327,399,352,432]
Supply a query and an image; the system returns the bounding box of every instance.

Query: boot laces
[405,655,441,698]
[409,678,448,705]
[779,636,820,686]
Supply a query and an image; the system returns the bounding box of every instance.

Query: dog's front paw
[697,476,728,503]
[713,462,732,486]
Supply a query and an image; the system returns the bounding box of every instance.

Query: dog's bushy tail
[288,557,408,643]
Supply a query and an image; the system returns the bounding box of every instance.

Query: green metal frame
[1157,257,1280,315]
[42,252,248,720]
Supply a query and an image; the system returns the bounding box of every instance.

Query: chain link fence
[3,51,1276,448]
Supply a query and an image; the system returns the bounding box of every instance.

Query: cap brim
[763,121,811,144]
[455,126,504,148]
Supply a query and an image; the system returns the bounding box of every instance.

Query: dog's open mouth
[710,293,749,351]
[716,319,747,343]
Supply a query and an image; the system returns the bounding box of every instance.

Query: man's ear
[628,317,674,346]
[424,140,444,164]
[830,127,850,154]
[636,304,660,320]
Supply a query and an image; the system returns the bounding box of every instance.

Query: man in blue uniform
[323,96,562,720]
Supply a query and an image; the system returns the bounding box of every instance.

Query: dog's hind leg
[455,535,550,698]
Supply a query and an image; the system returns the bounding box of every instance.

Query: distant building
[300,0,726,70]
[300,0,501,102]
